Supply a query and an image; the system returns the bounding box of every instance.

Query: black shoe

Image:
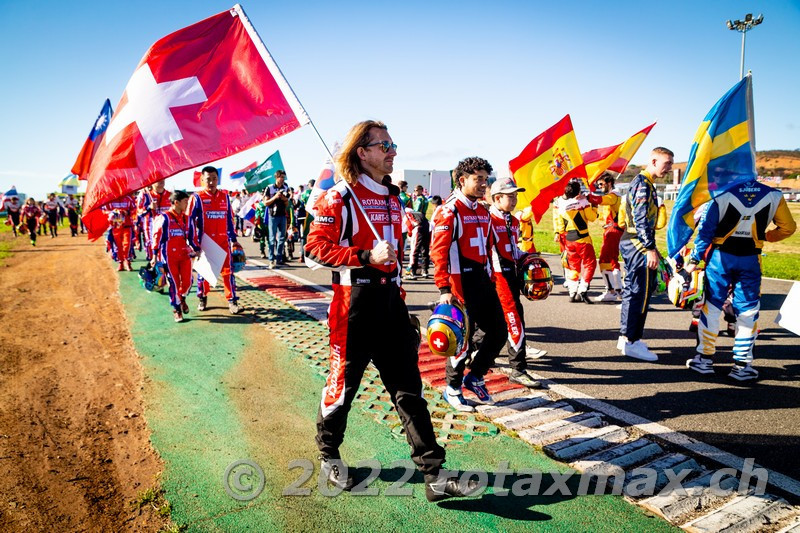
[578,292,594,304]
[424,471,482,502]
[319,455,354,491]
[197,296,207,311]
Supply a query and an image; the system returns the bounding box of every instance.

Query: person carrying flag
[554,179,598,304]
[684,179,796,381]
[305,120,475,502]
[152,190,195,323]
[431,157,507,412]
[617,147,673,361]
[587,173,624,302]
[188,166,242,314]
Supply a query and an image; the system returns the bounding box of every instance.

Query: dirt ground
[0,232,169,532]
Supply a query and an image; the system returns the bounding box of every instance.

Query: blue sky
[1,0,798,200]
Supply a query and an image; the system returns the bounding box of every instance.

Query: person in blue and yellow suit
[617,147,674,362]
[684,179,796,381]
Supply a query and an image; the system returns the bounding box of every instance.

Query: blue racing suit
[618,171,659,342]
[691,179,796,364]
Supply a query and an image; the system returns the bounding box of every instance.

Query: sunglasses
[364,140,397,153]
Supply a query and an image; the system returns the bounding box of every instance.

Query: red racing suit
[431,189,507,388]
[138,189,171,261]
[304,174,445,474]
[104,196,136,263]
[187,189,238,302]
[489,205,529,371]
[554,196,597,288]
[152,209,193,310]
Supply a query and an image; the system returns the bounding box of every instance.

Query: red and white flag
[82,5,310,236]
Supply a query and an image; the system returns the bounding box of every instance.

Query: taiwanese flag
[509,115,586,223]
[582,122,656,186]
[82,5,311,237]
[71,99,113,180]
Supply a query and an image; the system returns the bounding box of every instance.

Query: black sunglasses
[364,140,397,153]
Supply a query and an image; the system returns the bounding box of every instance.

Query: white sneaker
[623,340,658,361]
[617,335,628,352]
[594,291,618,303]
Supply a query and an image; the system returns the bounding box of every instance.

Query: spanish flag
[582,122,656,185]
[510,115,586,223]
[667,75,756,258]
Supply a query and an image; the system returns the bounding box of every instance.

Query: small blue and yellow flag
[667,75,757,258]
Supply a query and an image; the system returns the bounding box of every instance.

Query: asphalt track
[242,238,800,483]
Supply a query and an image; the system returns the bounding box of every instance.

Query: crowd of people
[2,193,86,245]
[3,119,796,503]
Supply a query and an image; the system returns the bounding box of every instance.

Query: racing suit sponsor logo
[356,278,371,284]
[507,311,520,338]
[168,229,185,237]
[461,215,488,223]
[434,225,450,232]
[316,216,335,224]
[206,210,227,219]
[326,344,343,399]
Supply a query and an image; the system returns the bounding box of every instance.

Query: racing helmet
[138,266,156,292]
[231,248,247,273]
[668,269,705,310]
[519,255,553,301]
[654,257,672,295]
[109,210,125,227]
[427,301,470,358]
[153,262,168,290]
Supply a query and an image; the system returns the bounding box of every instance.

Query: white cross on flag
[82,5,310,238]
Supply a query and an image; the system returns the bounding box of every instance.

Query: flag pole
[232,4,384,244]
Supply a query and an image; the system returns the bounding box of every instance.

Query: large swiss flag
[82,5,309,236]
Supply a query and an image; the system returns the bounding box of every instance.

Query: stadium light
[727,13,764,79]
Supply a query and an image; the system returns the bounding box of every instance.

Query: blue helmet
[231,248,247,273]
[138,266,156,292]
[427,301,470,358]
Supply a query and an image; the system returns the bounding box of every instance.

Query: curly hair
[454,157,493,186]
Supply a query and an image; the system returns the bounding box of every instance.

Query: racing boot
[319,455,354,491]
[197,296,208,311]
[425,470,482,502]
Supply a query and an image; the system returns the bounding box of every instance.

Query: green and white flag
[244,150,284,193]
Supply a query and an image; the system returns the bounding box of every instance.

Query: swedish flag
[667,75,757,258]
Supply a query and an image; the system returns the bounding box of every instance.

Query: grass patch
[0,222,16,266]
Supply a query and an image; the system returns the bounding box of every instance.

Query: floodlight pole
[726,14,764,80]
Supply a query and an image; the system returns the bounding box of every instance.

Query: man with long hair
[305,120,475,502]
